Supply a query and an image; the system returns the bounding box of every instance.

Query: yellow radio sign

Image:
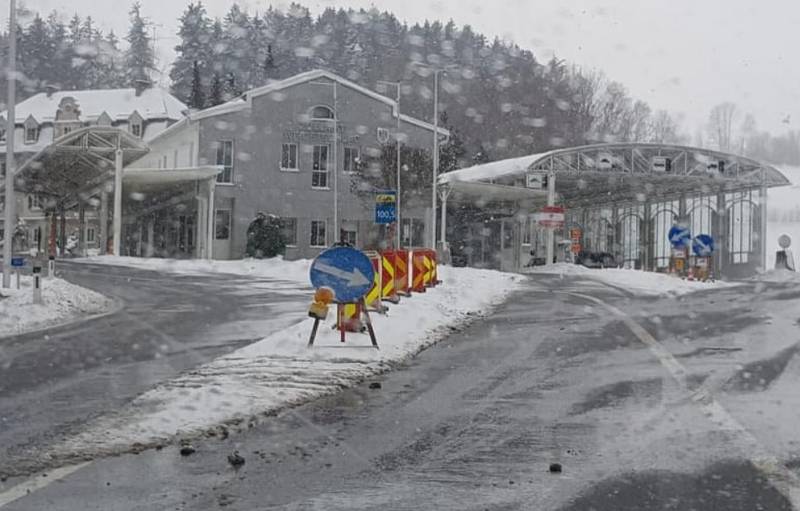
[376,194,397,204]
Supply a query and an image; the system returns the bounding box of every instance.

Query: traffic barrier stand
[380,250,401,304]
[411,250,427,293]
[364,251,388,313]
[394,249,411,296]
[336,303,364,336]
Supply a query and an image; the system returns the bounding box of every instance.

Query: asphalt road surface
[2,272,800,510]
[0,260,309,478]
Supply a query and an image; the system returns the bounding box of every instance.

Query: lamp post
[3,0,17,289]
[410,63,457,250]
[310,79,339,243]
[377,80,402,249]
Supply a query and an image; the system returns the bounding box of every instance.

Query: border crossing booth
[439,143,789,278]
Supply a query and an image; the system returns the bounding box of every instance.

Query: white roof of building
[1,87,188,124]
[188,69,449,137]
[440,152,549,184]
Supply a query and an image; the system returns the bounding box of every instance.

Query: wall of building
[197,80,439,260]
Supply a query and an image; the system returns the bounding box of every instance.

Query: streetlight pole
[377,80,402,249]
[432,70,440,250]
[3,0,17,289]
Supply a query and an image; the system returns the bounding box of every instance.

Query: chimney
[45,85,59,98]
[134,79,152,97]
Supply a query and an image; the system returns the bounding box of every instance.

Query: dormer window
[96,111,113,127]
[129,111,143,138]
[310,105,335,120]
[24,115,40,144]
[0,116,5,142]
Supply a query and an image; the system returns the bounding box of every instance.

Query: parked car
[574,250,617,268]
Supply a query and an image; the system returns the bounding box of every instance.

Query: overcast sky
[7,0,800,136]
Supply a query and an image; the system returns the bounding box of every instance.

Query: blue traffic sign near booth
[309,247,375,303]
[375,191,397,225]
[692,234,715,256]
[668,225,691,248]
[10,257,25,268]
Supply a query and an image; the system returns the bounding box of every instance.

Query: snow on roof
[440,152,550,184]
[190,69,448,136]
[1,87,188,124]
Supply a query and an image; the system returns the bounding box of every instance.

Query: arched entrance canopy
[440,142,789,207]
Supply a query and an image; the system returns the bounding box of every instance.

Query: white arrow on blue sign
[668,225,691,248]
[309,247,375,303]
[692,234,715,256]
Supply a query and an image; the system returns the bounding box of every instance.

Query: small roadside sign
[375,191,397,225]
[536,206,565,229]
[525,173,547,190]
[10,257,24,268]
[668,225,691,248]
[692,234,715,257]
[310,246,375,303]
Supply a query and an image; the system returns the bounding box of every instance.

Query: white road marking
[562,291,800,507]
[0,462,91,508]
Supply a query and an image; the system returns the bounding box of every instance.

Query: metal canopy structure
[3,127,220,259]
[11,127,149,200]
[438,143,790,277]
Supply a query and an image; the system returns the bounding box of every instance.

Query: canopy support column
[78,202,86,256]
[759,184,768,271]
[545,172,556,265]
[113,149,123,256]
[206,177,215,260]
[99,190,108,255]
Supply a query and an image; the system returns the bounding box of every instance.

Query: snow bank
[0,273,114,337]
[526,263,735,296]
[76,255,312,286]
[52,265,523,457]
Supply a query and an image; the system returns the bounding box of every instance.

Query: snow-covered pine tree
[188,60,205,109]
[170,2,212,103]
[124,2,156,85]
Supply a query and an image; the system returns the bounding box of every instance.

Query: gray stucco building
[130,69,447,260]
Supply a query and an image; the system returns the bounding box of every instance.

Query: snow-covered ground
[0,273,114,338]
[77,255,312,285]
[527,263,736,297]
[52,262,523,458]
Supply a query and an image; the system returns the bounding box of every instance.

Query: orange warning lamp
[308,287,335,320]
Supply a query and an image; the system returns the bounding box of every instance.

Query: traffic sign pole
[545,172,556,265]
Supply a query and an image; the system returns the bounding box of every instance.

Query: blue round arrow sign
[309,247,375,303]
[692,234,715,256]
[668,225,691,248]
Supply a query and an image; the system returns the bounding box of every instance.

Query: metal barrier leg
[360,298,379,350]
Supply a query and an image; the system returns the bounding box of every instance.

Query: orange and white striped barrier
[411,250,428,293]
[394,249,410,296]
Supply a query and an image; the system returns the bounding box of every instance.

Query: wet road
[2,273,800,510]
[0,261,309,478]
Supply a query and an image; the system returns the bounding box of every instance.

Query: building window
[25,126,40,144]
[310,220,327,247]
[0,126,5,142]
[189,142,195,167]
[216,140,234,184]
[522,217,532,245]
[343,147,360,173]
[312,145,329,188]
[173,149,179,168]
[215,209,231,240]
[86,227,96,243]
[402,218,425,247]
[281,143,298,170]
[63,126,72,135]
[310,105,334,120]
[340,224,357,246]
[130,122,142,138]
[282,217,297,246]
[162,155,168,168]
[27,194,44,211]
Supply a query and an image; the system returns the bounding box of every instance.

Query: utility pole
[3,0,17,289]
[377,81,402,248]
[432,70,440,250]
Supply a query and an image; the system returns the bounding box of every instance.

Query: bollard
[48,256,55,278]
[32,266,43,305]
[15,269,20,290]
